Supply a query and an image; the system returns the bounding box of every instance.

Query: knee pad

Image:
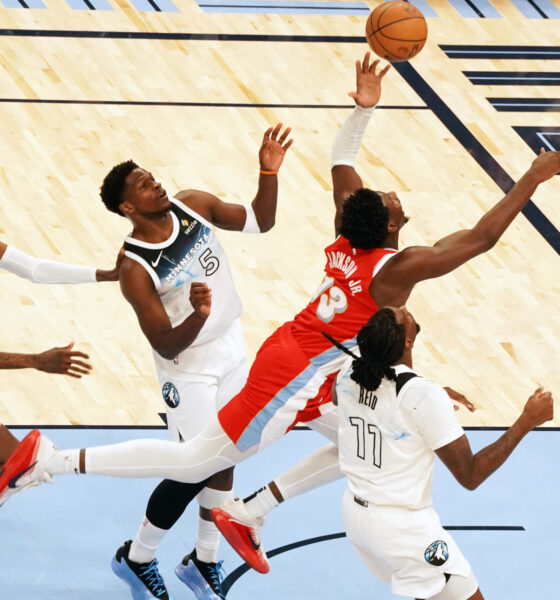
[196,486,233,510]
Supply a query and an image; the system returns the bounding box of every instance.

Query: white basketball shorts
[156,318,247,442]
[342,488,474,599]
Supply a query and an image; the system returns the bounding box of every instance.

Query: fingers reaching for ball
[348,52,391,109]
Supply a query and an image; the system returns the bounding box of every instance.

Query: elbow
[257,216,274,233]
[458,473,482,491]
[461,479,480,491]
[470,229,498,254]
[153,344,178,361]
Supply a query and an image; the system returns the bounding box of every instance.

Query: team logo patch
[424,540,449,566]
[162,382,180,408]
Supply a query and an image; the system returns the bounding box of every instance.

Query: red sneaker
[0,429,55,507]
[211,498,270,574]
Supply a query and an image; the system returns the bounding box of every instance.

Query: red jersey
[290,236,397,357]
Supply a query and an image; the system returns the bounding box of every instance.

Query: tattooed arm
[436,388,553,490]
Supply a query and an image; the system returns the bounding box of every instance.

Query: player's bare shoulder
[174,189,217,221]
[118,254,154,296]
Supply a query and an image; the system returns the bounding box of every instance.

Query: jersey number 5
[311,276,348,323]
[349,416,382,468]
[199,248,220,276]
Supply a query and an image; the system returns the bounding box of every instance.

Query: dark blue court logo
[162,382,180,408]
[424,540,449,566]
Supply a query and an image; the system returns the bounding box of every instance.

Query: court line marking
[0,31,557,253]
[0,99,428,109]
[393,61,560,255]
[222,526,525,592]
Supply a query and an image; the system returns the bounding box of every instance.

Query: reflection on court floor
[1,426,558,599]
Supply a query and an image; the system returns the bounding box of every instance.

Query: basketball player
[96,123,291,600]
[334,305,553,600]
[2,52,560,581]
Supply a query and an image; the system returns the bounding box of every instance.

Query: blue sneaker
[111,540,172,600]
[175,549,227,600]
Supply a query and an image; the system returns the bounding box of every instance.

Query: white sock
[243,485,279,519]
[195,518,221,563]
[45,449,81,475]
[274,444,342,501]
[330,105,375,168]
[195,487,233,563]
[129,517,168,564]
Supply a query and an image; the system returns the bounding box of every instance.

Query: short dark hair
[339,188,389,249]
[100,160,139,216]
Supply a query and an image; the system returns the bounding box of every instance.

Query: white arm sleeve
[330,105,375,168]
[241,204,261,234]
[0,245,97,284]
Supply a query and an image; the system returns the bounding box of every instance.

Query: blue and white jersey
[123,196,242,367]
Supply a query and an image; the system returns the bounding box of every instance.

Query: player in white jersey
[96,123,292,600]
[334,306,553,600]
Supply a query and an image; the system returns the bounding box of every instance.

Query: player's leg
[112,371,225,600]
[211,400,344,572]
[177,343,247,600]
[111,477,210,600]
[237,400,342,519]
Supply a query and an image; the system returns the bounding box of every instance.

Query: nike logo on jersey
[151,251,163,268]
[8,462,37,488]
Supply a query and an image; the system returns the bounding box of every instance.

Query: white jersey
[337,361,464,510]
[123,196,242,373]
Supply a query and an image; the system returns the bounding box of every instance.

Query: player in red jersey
[3,53,560,579]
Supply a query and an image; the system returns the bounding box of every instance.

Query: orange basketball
[365,1,428,62]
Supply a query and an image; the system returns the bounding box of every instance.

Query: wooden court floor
[0,0,558,433]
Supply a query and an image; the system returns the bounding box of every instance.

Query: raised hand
[35,342,92,378]
[349,52,391,108]
[259,123,293,173]
[190,281,212,319]
[527,148,560,184]
[444,387,476,412]
[521,387,554,429]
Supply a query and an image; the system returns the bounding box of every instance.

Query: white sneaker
[0,430,57,507]
[210,497,270,573]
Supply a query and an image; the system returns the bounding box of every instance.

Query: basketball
[365,1,428,62]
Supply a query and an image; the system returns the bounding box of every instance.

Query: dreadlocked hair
[352,308,406,391]
[323,308,406,394]
[100,160,139,216]
[339,188,389,249]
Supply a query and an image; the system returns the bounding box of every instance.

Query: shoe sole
[111,556,173,600]
[175,562,223,600]
[211,507,270,574]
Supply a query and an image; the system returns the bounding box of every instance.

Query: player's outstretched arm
[373,149,560,306]
[436,387,553,490]
[0,342,92,378]
[120,259,210,360]
[332,53,390,235]
[175,124,292,233]
[0,240,121,285]
[95,247,124,282]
